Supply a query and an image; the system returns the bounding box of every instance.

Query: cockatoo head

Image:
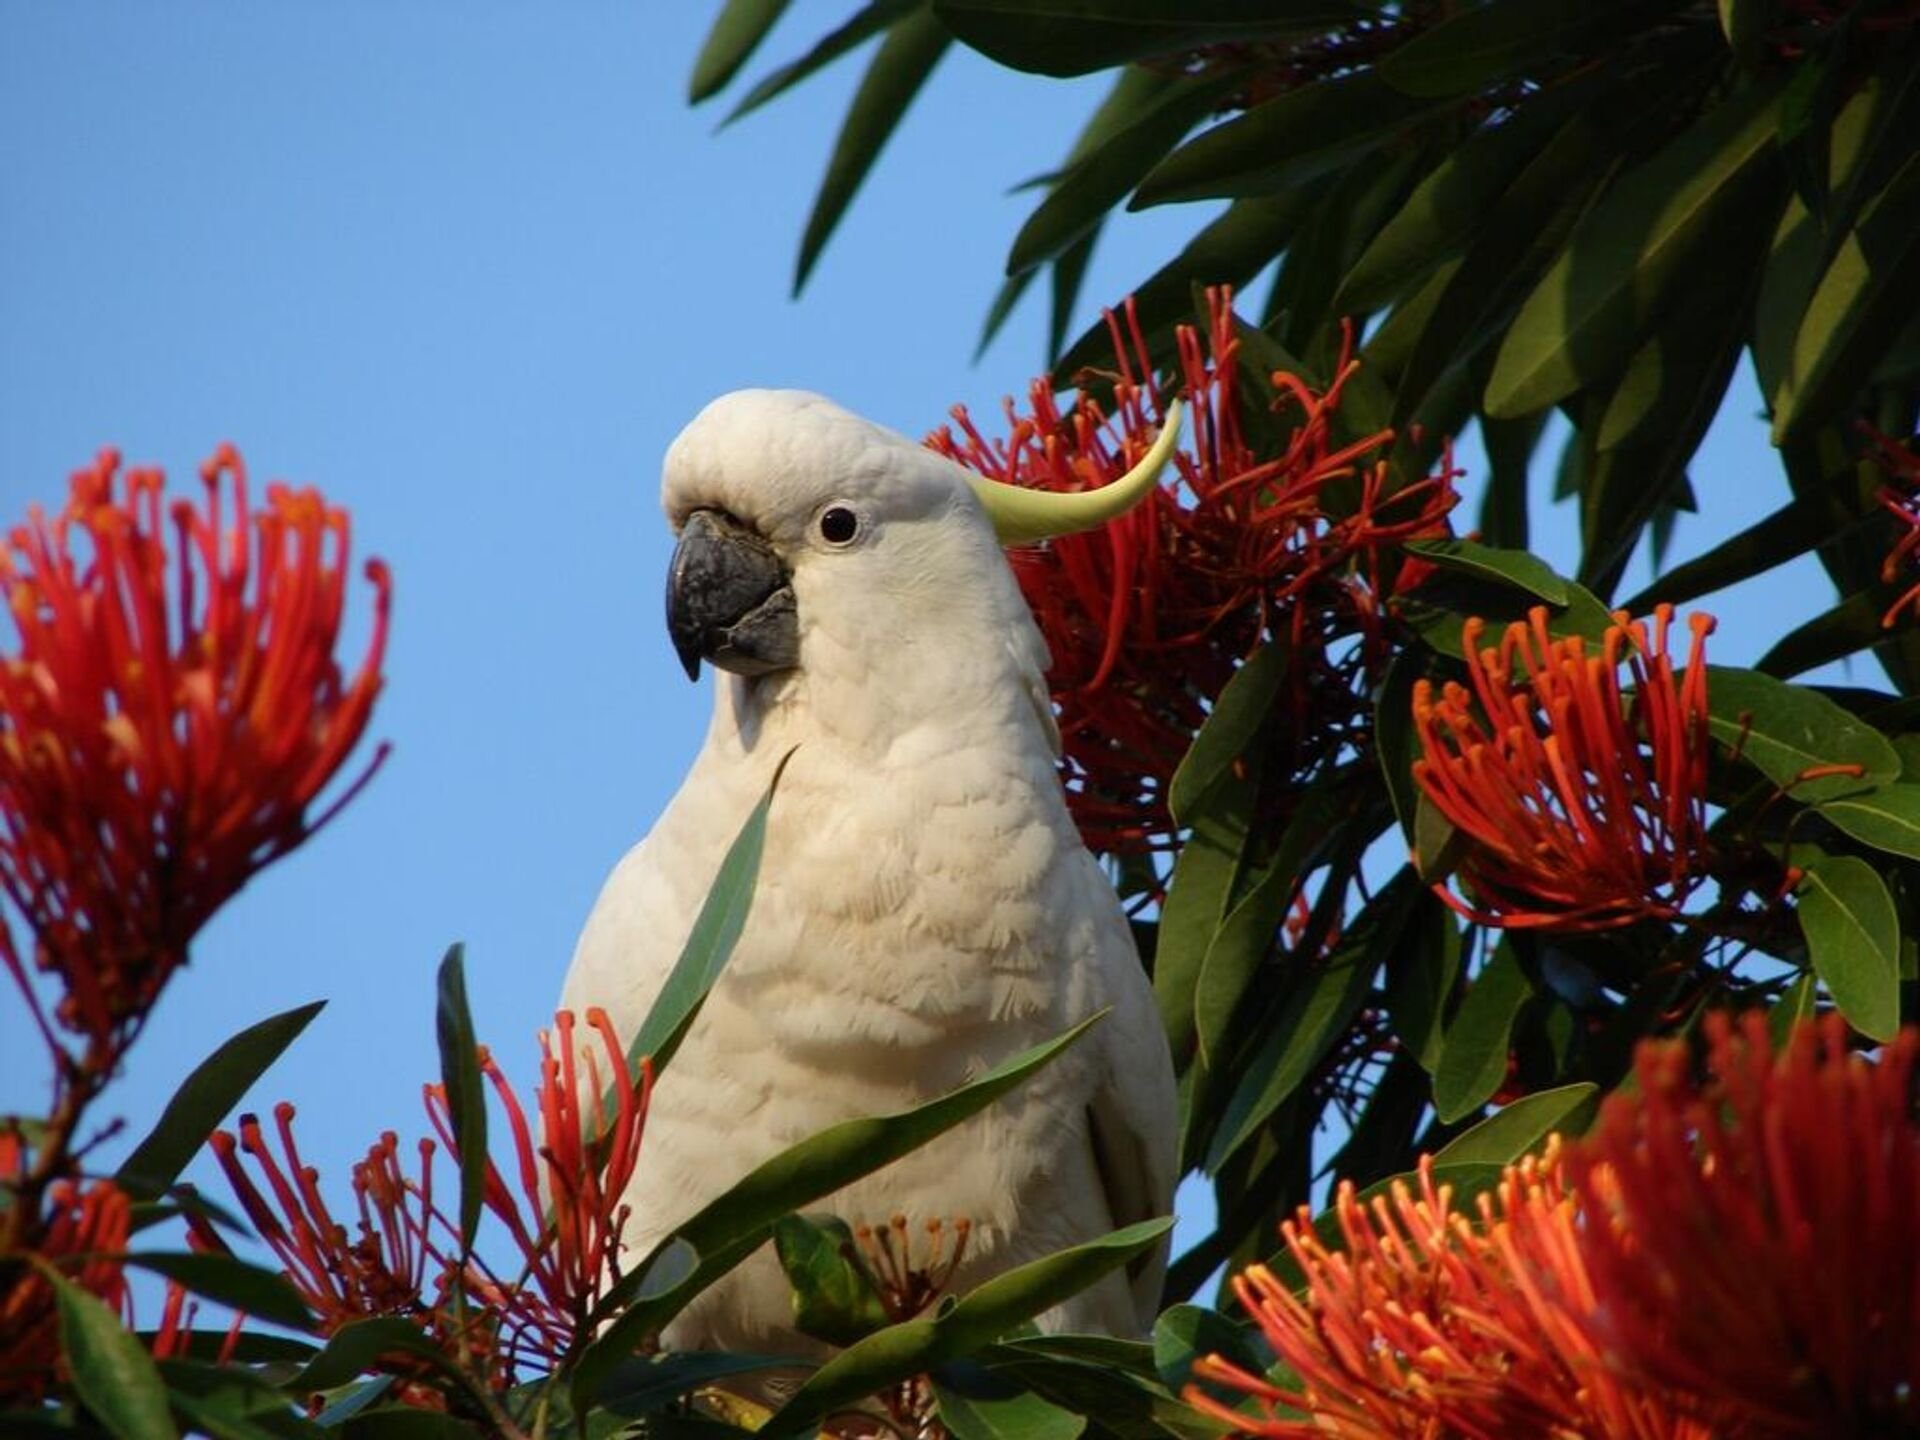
[660,389,1180,689]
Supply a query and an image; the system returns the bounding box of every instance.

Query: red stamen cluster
[1412,604,1715,931]
[928,286,1458,854]
[0,1167,131,1401]
[0,445,390,1058]
[1873,428,1920,627]
[1573,1012,1919,1437]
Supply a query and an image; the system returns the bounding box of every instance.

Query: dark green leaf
[690,0,792,103]
[1797,852,1901,1042]
[116,1001,325,1201]
[1774,150,1920,442]
[1433,940,1531,1124]
[134,1328,314,1366]
[935,0,1361,78]
[1478,409,1548,549]
[1009,74,1237,276]
[596,1353,799,1418]
[290,1317,456,1394]
[576,1016,1105,1404]
[628,755,785,1074]
[1154,759,1261,1068]
[1818,783,1920,861]
[1384,889,1461,1073]
[337,1414,484,1440]
[158,1359,325,1440]
[1431,1082,1598,1165]
[1375,654,1424,848]
[1755,589,1893,679]
[122,1252,312,1330]
[1150,1305,1263,1392]
[935,1381,1086,1440]
[1705,666,1899,800]
[1769,971,1819,1046]
[47,1266,176,1440]
[1402,539,1570,604]
[763,1219,1173,1437]
[1485,78,1784,418]
[1619,496,1827,612]
[433,944,486,1255]
[795,7,951,293]
[725,0,920,123]
[773,1213,890,1346]
[1398,572,1616,660]
[1378,0,1685,99]
[1135,72,1442,206]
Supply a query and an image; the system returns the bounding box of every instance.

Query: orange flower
[1873,428,1920,626]
[928,288,1457,853]
[1570,1013,1920,1438]
[1411,604,1714,930]
[425,1007,652,1365]
[0,1170,132,1401]
[1185,1145,1708,1440]
[0,445,390,1056]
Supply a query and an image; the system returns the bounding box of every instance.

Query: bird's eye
[818,506,859,545]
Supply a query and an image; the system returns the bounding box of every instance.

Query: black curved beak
[665,509,800,682]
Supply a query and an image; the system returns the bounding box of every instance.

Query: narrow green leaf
[794,8,949,293]
[575,1016,1106,1404]
[1774,150,1920,442]
[1397,572,1616,660]
[1169,645,1286,826]
[935,1380,1086,1440]
[629,754,786,1076]
[433,944,487,1254]
[116,1001,325,1201]
[1154,760,1260,1068]
[1384,889,1461,1073]
[1618,496,1827,612]
[46,1266,176,1440]
[1402,538,1570,604]
[773,1213,889,1346]
[1150,1305,1264,1393]
[1375,654,1424,848]
[724,0,919,123]
[1485,78,1784,418]
[596,1353,796,1417]
[1819,783,1920,861]
[1478,408,1547,549]
[1797,853,1901,1042]
[122,1252,313,1330]
[1433,940,1531,1124]
[337,1413,485,1440]
[290,1316,458,1394]
[1705,666,1900,800]
[1769,971,1818,1047]
[1431,1082,1598,1165]
[689,0,792,102]
[1135,72,1440,206]
[934,0,1358,79]
[1379,0,1684,99]
[1756,589,1893,679]
[763,1218,1173,1437]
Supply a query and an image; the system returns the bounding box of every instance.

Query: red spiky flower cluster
[928,287,1458,854]
[1188,1013,1920,1439]
[1412,604,1715,931]
[0,445,391,1062]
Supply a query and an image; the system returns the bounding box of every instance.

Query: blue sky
[0,4,1842,1296]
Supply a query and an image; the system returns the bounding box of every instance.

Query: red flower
[0,1166,132,1401]
[1411,604,1715,931]
[0,445,391,1058]
[425,1007,652,1365]
[1570,1013,1920,1438]
[1873,428,1920,627]
[1185,1144,1709,1440]
[928,287,1457,854]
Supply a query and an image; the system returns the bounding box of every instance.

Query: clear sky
[0,4,1844,1297]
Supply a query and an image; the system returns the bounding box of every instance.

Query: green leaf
[337,1414,484,1440]
[1135,71,1441,206]
[689,0,792,103]
[1796,853,1901,1042]
[116,1001,324,1201]
[1705,666,1900,801]
[1773,149,1920,442]
[1818,783,1920,861]
[1485,78,1784,418]
[1384,888,1461,1073]
[773,1213,890,1346]
[1401,538,1570,604]
[628,755,785,1075]
[1618,496,1827,613]
[1478,409,1547,549]
[1375,654,1424,848]
[46,1266,176,1440]
[794,7,950,293]
[1769,971,1818,1047]
[1397,571,1616,660]
[596,1353,798,1418]
[934,0,1359,79]
[1154,758,1261,1068]
[1755,589,1893,680]
[724,0,919,123]
[1008,74,1237,276]
[157,1360,327,1440]
[289,1317,456,1395]
[1378,0,1685,99]
[1150,1305,1264,1393]
[575,1016,1105,1404]
[1431,1082,1598,1165]
[1433,940,1531,1124]
[762,1218,1174,1438]
[122,1252,313,1330]
[935,1380,1086,1440]
[433,944,487,1255]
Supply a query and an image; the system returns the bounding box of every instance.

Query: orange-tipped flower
[1411,604,1714,931]
[0,446,390,1054]
[0,1173,132,1401]
[1873,427,1920,627]
[1571,1013,1920,1437]
[1186,1145,1708,1440]
[929,287,1457,853]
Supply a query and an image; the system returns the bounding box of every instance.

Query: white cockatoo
[560,389,1181,1356]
